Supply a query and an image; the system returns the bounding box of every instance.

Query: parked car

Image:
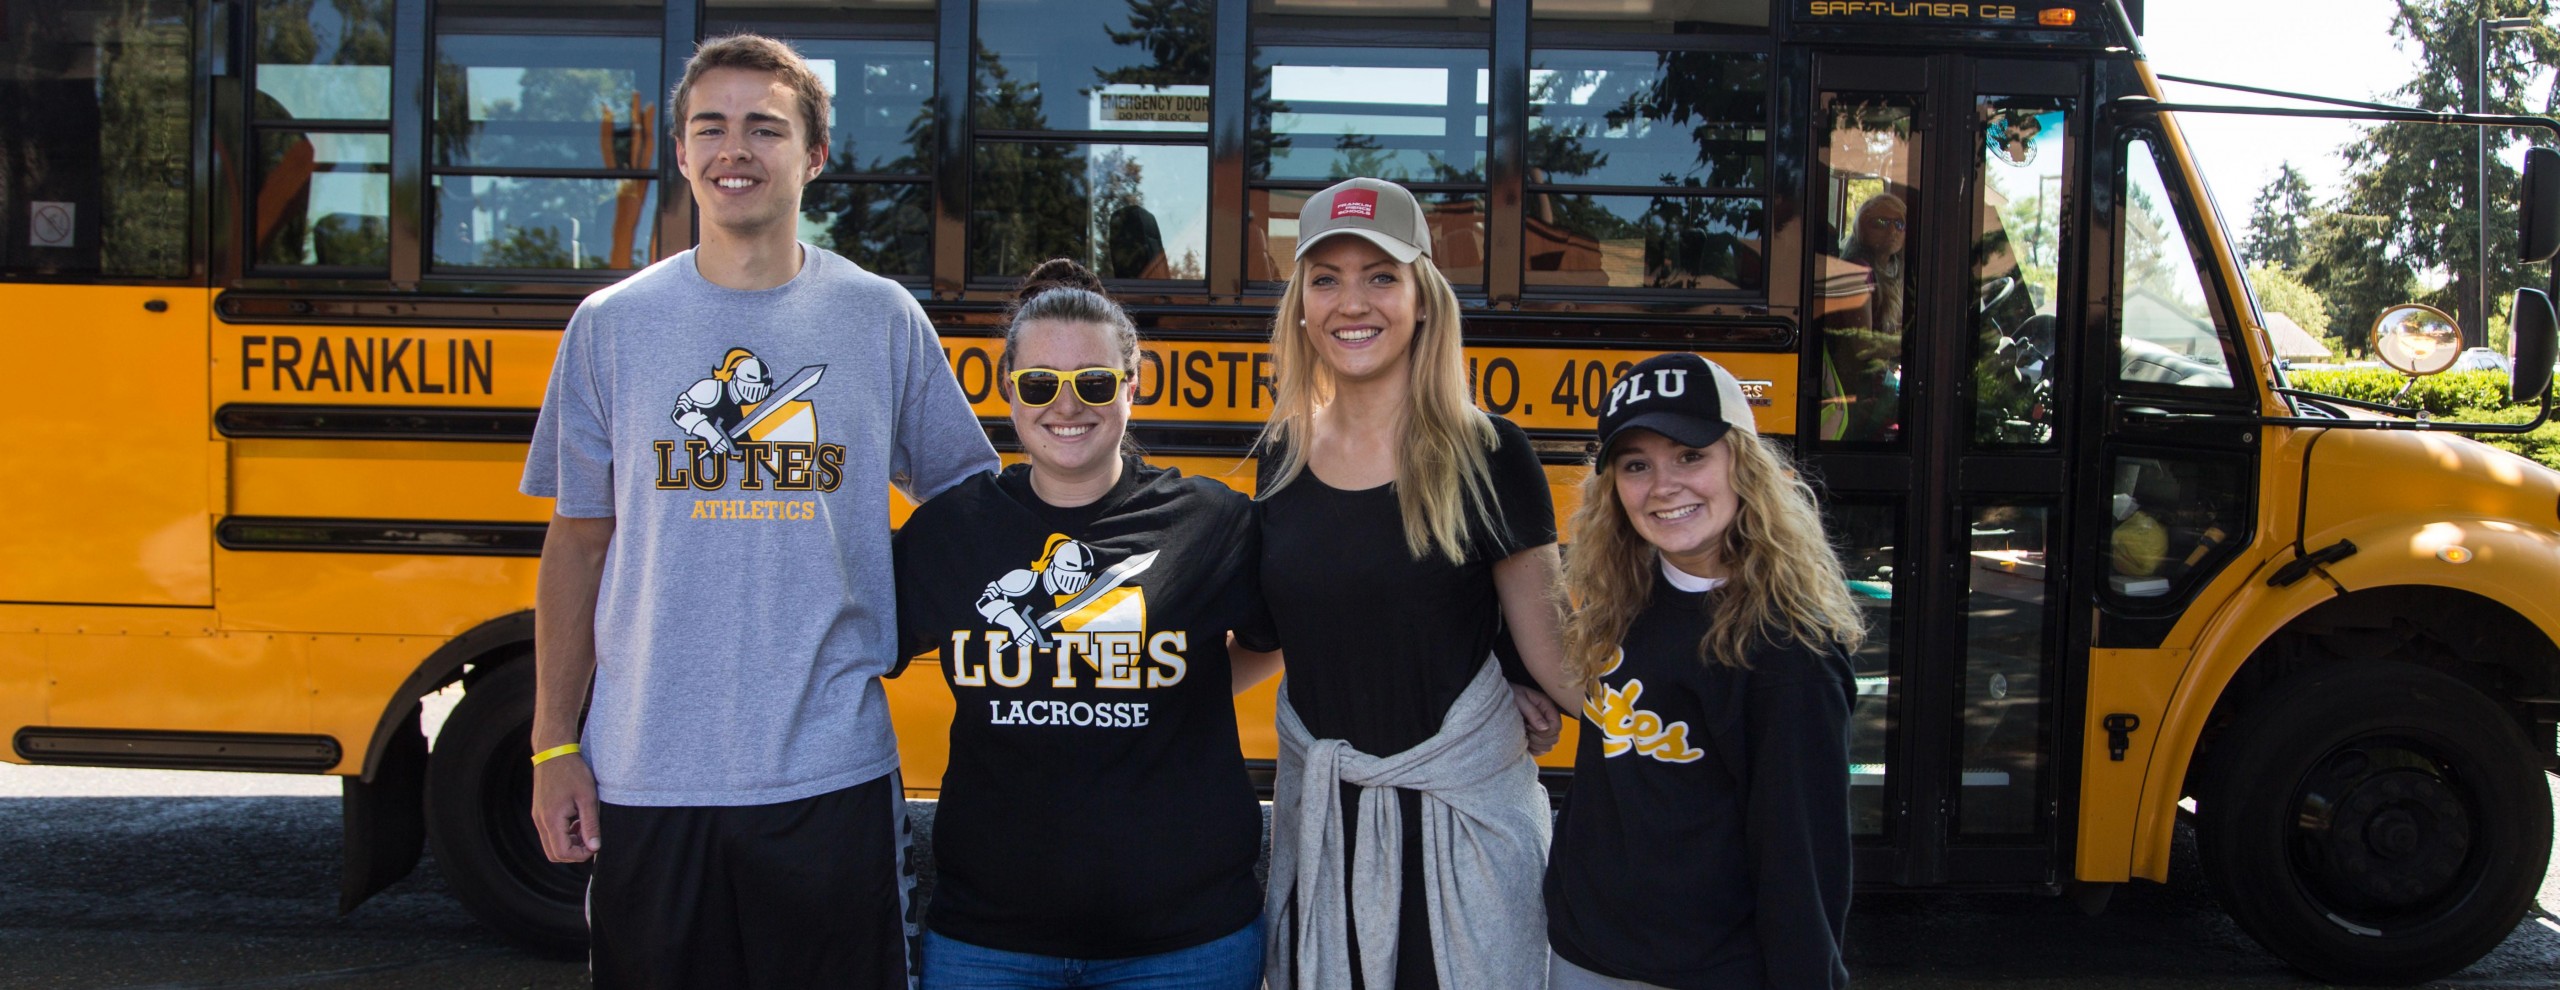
[2452,346,2513,373]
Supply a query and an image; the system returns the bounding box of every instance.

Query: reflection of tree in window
[973,52,1092,276]
[97,7,193,276]
[1096,0,1211,89]
[805,48,934,277]
[1522,50,1767,288]
[5,2,194,276]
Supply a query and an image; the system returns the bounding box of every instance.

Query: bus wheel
[424,658,590,952]
[2195,660,2550,985]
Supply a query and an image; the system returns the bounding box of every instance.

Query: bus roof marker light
[2039,8,2078,27]
[2437,545,2474,565]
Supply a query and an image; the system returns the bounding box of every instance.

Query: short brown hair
[671,34,831,153]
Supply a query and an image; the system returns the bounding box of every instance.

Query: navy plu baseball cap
[1594,353,1757,469]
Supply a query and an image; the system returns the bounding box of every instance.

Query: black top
[1545,571,1856,990]
[1256,414,1556,755]
[892,457,1276,958]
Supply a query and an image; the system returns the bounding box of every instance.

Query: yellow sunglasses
[1007,366,1128,407]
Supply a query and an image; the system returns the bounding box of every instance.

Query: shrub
[2441,404,2560,471]
[2288,368,2513,417]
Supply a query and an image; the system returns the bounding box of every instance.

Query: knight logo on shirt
[1585,650,1705,763]
[651,347,848,511]
[949,535,1189,728]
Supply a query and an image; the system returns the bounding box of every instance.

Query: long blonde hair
[1257,251,1498,564]
[1561,429,1867,690]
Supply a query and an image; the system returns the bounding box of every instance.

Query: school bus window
[1969,99,2068,448]
[254,0,391,122]
[973,0,1212,135]
[1247,46,1489,285]
[1824,499,1900,839]
[1815,97,1919,444]
[2118,135,2238,389]
[1524,48,1770,291]
[972,143,1209,281]
[970,0,1211,283]
[429,5,661,272]
[783,38,936,279]
[1252,52,1489,184]
[1249,0,1490,21]
[1957,501,2055,838]
[251,1,392,271]
[0,0,193,280]
[1248,187,1486,284]
[1533,0,1771,29]
[2104,454,2245,604]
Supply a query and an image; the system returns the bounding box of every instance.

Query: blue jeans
[919,915,1265,990]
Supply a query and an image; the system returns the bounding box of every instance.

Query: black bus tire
[2194,659,2550,985]
[424,658,590,953]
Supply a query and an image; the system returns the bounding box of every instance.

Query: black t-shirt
[1544,571,1856,990]
[1256,414,1556,755]
[892,457,1275,958]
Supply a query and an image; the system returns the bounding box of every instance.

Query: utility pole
[2477,15,2535,349]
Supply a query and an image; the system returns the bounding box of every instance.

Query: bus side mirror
[2513,288,2555,403]
[2524,147,2560,265]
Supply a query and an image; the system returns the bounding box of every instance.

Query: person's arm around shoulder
[1743,639,1857,990]
[889,297,998,500]
[532,513,614,863]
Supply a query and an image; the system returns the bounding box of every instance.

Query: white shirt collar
[1660,556,1727,593]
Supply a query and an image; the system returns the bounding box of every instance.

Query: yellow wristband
[530,743,582,766]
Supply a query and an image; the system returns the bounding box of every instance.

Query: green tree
[972,49,1092,276]
[2242,161,2315,269]
[1096,0,1211,89]
[2318,0,2560,348]
[2300,211,2419,357]
[2247,262,2334,343]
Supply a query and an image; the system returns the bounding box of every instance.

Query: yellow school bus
[7,0,2557,982]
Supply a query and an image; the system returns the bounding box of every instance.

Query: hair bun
[1015,258,1106,305]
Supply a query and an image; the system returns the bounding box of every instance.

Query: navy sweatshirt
[1545,570,1855,989]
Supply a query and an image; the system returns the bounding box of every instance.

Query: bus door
[1807,53,2087,887]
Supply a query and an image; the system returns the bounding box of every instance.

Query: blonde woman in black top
[1255,177,1579,990]
[1549,353,1865,990]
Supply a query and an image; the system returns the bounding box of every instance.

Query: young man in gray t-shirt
[519,34,996,987]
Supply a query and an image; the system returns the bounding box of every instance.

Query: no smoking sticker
[30,201,74,248]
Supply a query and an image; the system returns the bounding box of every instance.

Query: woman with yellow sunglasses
[891,259,1284,989]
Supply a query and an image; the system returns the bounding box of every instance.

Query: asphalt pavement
[1,762,2554,990]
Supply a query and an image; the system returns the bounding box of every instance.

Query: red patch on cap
[1330,189,1379,221]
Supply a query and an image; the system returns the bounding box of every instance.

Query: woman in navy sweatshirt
[1547,353,1866,990]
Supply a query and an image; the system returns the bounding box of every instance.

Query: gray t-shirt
[522,244,997,807]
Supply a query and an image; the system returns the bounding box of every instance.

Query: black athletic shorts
[590,770,917,990]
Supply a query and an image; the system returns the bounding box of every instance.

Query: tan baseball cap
[1294,177,1433,263]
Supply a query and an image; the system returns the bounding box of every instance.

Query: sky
[2141,0,2547,223]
